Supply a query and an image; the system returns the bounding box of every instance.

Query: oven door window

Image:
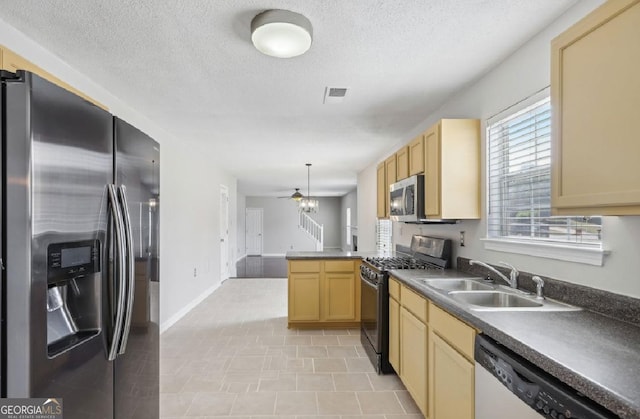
[361,276,380,352]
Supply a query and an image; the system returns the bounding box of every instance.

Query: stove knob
[536,400,544,410]
[550,410,558,419]
[543,405,550,415]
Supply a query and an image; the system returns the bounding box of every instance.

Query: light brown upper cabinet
[424,119,480,220]
[409,134,425,176]
[396,146,410,180]
[384,154,397,218]
[0,45,107,110]
[551,0,640,215]
[377,162,387,218]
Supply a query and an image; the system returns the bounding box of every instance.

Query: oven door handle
[360,273,380,289]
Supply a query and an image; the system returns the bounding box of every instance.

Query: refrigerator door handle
[108,184,127,361]
[117,185,136,355]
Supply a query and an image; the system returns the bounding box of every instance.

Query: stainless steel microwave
[389,175,424,222]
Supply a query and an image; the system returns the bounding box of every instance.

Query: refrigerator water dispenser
[46,240,102,357]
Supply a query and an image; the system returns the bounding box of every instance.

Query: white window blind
[376,219,392,252]
[487,94,602,246]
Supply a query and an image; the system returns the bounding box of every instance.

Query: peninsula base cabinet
[288,259,360,328]
[389,277,476,419]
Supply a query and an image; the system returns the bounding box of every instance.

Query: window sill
[480,238,608,266]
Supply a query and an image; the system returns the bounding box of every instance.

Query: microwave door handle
[117,185,136,355]
[107,184,127,361]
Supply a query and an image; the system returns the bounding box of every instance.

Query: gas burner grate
[365,256,444,271]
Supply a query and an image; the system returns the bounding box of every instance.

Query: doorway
[245,208,263,256]
[220,185,230,281]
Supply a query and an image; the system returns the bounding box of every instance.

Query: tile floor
[160,278,422,419]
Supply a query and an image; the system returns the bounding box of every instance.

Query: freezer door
[4,72,114,418]
[114,117,159,419]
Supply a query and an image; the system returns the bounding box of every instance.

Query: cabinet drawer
[324,260,354,272]
[389,277,401,300]
[289,260,321,273]
[429,303,475,360]
[401,285,427,323]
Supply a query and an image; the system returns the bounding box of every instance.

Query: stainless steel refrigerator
[1,71,159,418]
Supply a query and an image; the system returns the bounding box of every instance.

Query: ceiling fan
[277,188,304,200]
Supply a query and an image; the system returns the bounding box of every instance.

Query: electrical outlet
[193,268,197,277]
[460,231,465,247]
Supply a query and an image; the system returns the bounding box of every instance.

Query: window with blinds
[487,93,601,246]
[376,219,392,252]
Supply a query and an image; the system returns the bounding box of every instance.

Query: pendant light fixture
[299,163,318,213]
[251,9,313,58]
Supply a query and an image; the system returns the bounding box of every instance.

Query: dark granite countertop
[285,250,407,260]
[390,269,640,419]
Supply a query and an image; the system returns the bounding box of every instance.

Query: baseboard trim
[160,282,220,334]
[261,253,286,257]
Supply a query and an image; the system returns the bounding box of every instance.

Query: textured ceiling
[0,0,577,197]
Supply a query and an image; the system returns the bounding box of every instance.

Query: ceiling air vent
[323,87,348,104]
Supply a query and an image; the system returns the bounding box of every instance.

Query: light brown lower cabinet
[400,306,428,416]
[389,277,476,419]
[388,295,400,372]
[287,259,360,327]
[429,332,474,419]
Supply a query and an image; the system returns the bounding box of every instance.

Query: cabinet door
[409,134,425,175]
[551,0,640,215]
[424,124,441,217]
[400,307,427,416]
[388,296,400,373]
[289,273,321,321]
[324,273,356,320]
[429,332,474,419]
[385,155,397,218]
[376,163,387,218]
[396,146,410,180]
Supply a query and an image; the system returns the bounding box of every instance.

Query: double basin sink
[420,278,581,312]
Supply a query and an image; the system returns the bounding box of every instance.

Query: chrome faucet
[469,260,519,289]
[532,276,545,299]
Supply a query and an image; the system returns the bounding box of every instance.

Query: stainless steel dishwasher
[474,334,617,419]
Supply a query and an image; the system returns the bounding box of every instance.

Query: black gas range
[360,235,451,374]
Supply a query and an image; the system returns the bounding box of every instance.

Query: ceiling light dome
[251,9,313,58]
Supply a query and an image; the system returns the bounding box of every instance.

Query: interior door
[114,117,159,419]
[245,208,263,256]
[220,185,230,281]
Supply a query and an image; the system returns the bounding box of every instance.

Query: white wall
[245,197,342,254]
[340,189,358,251]
[0,19,240,330]
[358,0,640,299]
[236,192,247,261]
[357,163,379,252]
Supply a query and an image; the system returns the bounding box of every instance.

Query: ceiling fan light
[251,10,313,58]
[291,189,303,201]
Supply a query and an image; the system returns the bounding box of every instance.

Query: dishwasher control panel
[475,334,617,419]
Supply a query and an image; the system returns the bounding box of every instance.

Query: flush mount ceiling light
[251,9,313,58]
